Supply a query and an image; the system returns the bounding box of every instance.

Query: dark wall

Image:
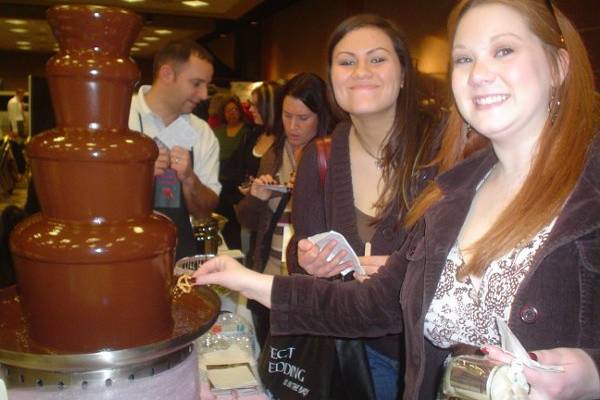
[0,50,50,90]
[0,49,155,92]
[254,0,598,87]
[0,1,597,92]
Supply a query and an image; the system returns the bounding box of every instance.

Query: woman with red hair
[193,1,600,398]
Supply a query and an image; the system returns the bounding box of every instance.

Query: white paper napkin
[155,117,196,150]
[308,230,364,276]
[496,317,564,372]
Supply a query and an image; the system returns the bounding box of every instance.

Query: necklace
[284,140,298,176]
[352,128,383,170]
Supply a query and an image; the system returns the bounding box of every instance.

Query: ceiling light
[143,36,160,41]
[10,28,28,33]
[154,29,172,35]
[134,42,149,47]
[123,0,145,3]
[6,19,27,25]
[182,1,209,7]
[131,47,140,52]
[16,41,31,46]
[18,46,32,51]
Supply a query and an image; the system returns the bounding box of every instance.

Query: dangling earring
[548,91,561,125]
[463,122,472,136]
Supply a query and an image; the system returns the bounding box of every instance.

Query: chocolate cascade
[10,5,177,353]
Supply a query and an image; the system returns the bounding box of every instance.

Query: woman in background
[235,72,333,346]
[214,96,250,163]
[219,82,282,255]
[239,81,282,194]
[214,96,252,249]
[193,0,600,398]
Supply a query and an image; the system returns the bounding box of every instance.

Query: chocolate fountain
[0,4,219,398]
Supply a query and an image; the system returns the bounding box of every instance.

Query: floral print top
[424,219,555,348]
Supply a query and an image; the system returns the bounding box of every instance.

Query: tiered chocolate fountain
[1,4,219,398]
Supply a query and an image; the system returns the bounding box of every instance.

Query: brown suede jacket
[271,138,600,399]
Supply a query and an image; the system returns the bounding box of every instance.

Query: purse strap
[315,136,332,187]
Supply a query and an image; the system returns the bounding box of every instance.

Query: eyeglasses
[544,0,565,44]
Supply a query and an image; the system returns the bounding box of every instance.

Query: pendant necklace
[353,128,383,170]
[284,140,298,181]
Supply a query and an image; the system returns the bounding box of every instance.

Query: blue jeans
[365,345,400,400]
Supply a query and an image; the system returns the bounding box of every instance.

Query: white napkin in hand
[496,317,564,372]
[155,117,196,150]
[308,230,364,276]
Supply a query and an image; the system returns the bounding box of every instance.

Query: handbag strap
[315,136,332,187]
[260,190,291,273]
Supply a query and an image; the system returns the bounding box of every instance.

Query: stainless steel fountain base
[2,342,194,389]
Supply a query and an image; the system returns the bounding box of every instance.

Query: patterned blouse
[424,220,556,349]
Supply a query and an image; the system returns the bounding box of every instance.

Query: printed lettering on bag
[270,346,296,359]
[267,345,310,396]
[283,378,310,397]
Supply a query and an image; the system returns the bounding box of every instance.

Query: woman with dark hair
[269,72,333,170]
[194,1,600,399]
[217,84,281,250]
[282,14,433,400]
[223,81,281,201]
[235,72,333,346]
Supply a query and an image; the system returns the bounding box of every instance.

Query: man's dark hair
[152,39,213,80]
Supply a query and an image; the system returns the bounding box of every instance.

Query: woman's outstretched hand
[297,238,352,278]
[483,345,600,400]
[192,255,274,308]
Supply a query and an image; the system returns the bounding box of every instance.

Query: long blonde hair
[405,0,598,278]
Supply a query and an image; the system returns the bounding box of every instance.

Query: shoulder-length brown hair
[327,14,431,225]
[405,0,598,277]
[272,72,333,171]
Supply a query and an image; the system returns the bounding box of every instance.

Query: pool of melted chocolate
[0,284,219,356]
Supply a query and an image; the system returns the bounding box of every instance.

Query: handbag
[258,333,337,399]
[257,135,376,399]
